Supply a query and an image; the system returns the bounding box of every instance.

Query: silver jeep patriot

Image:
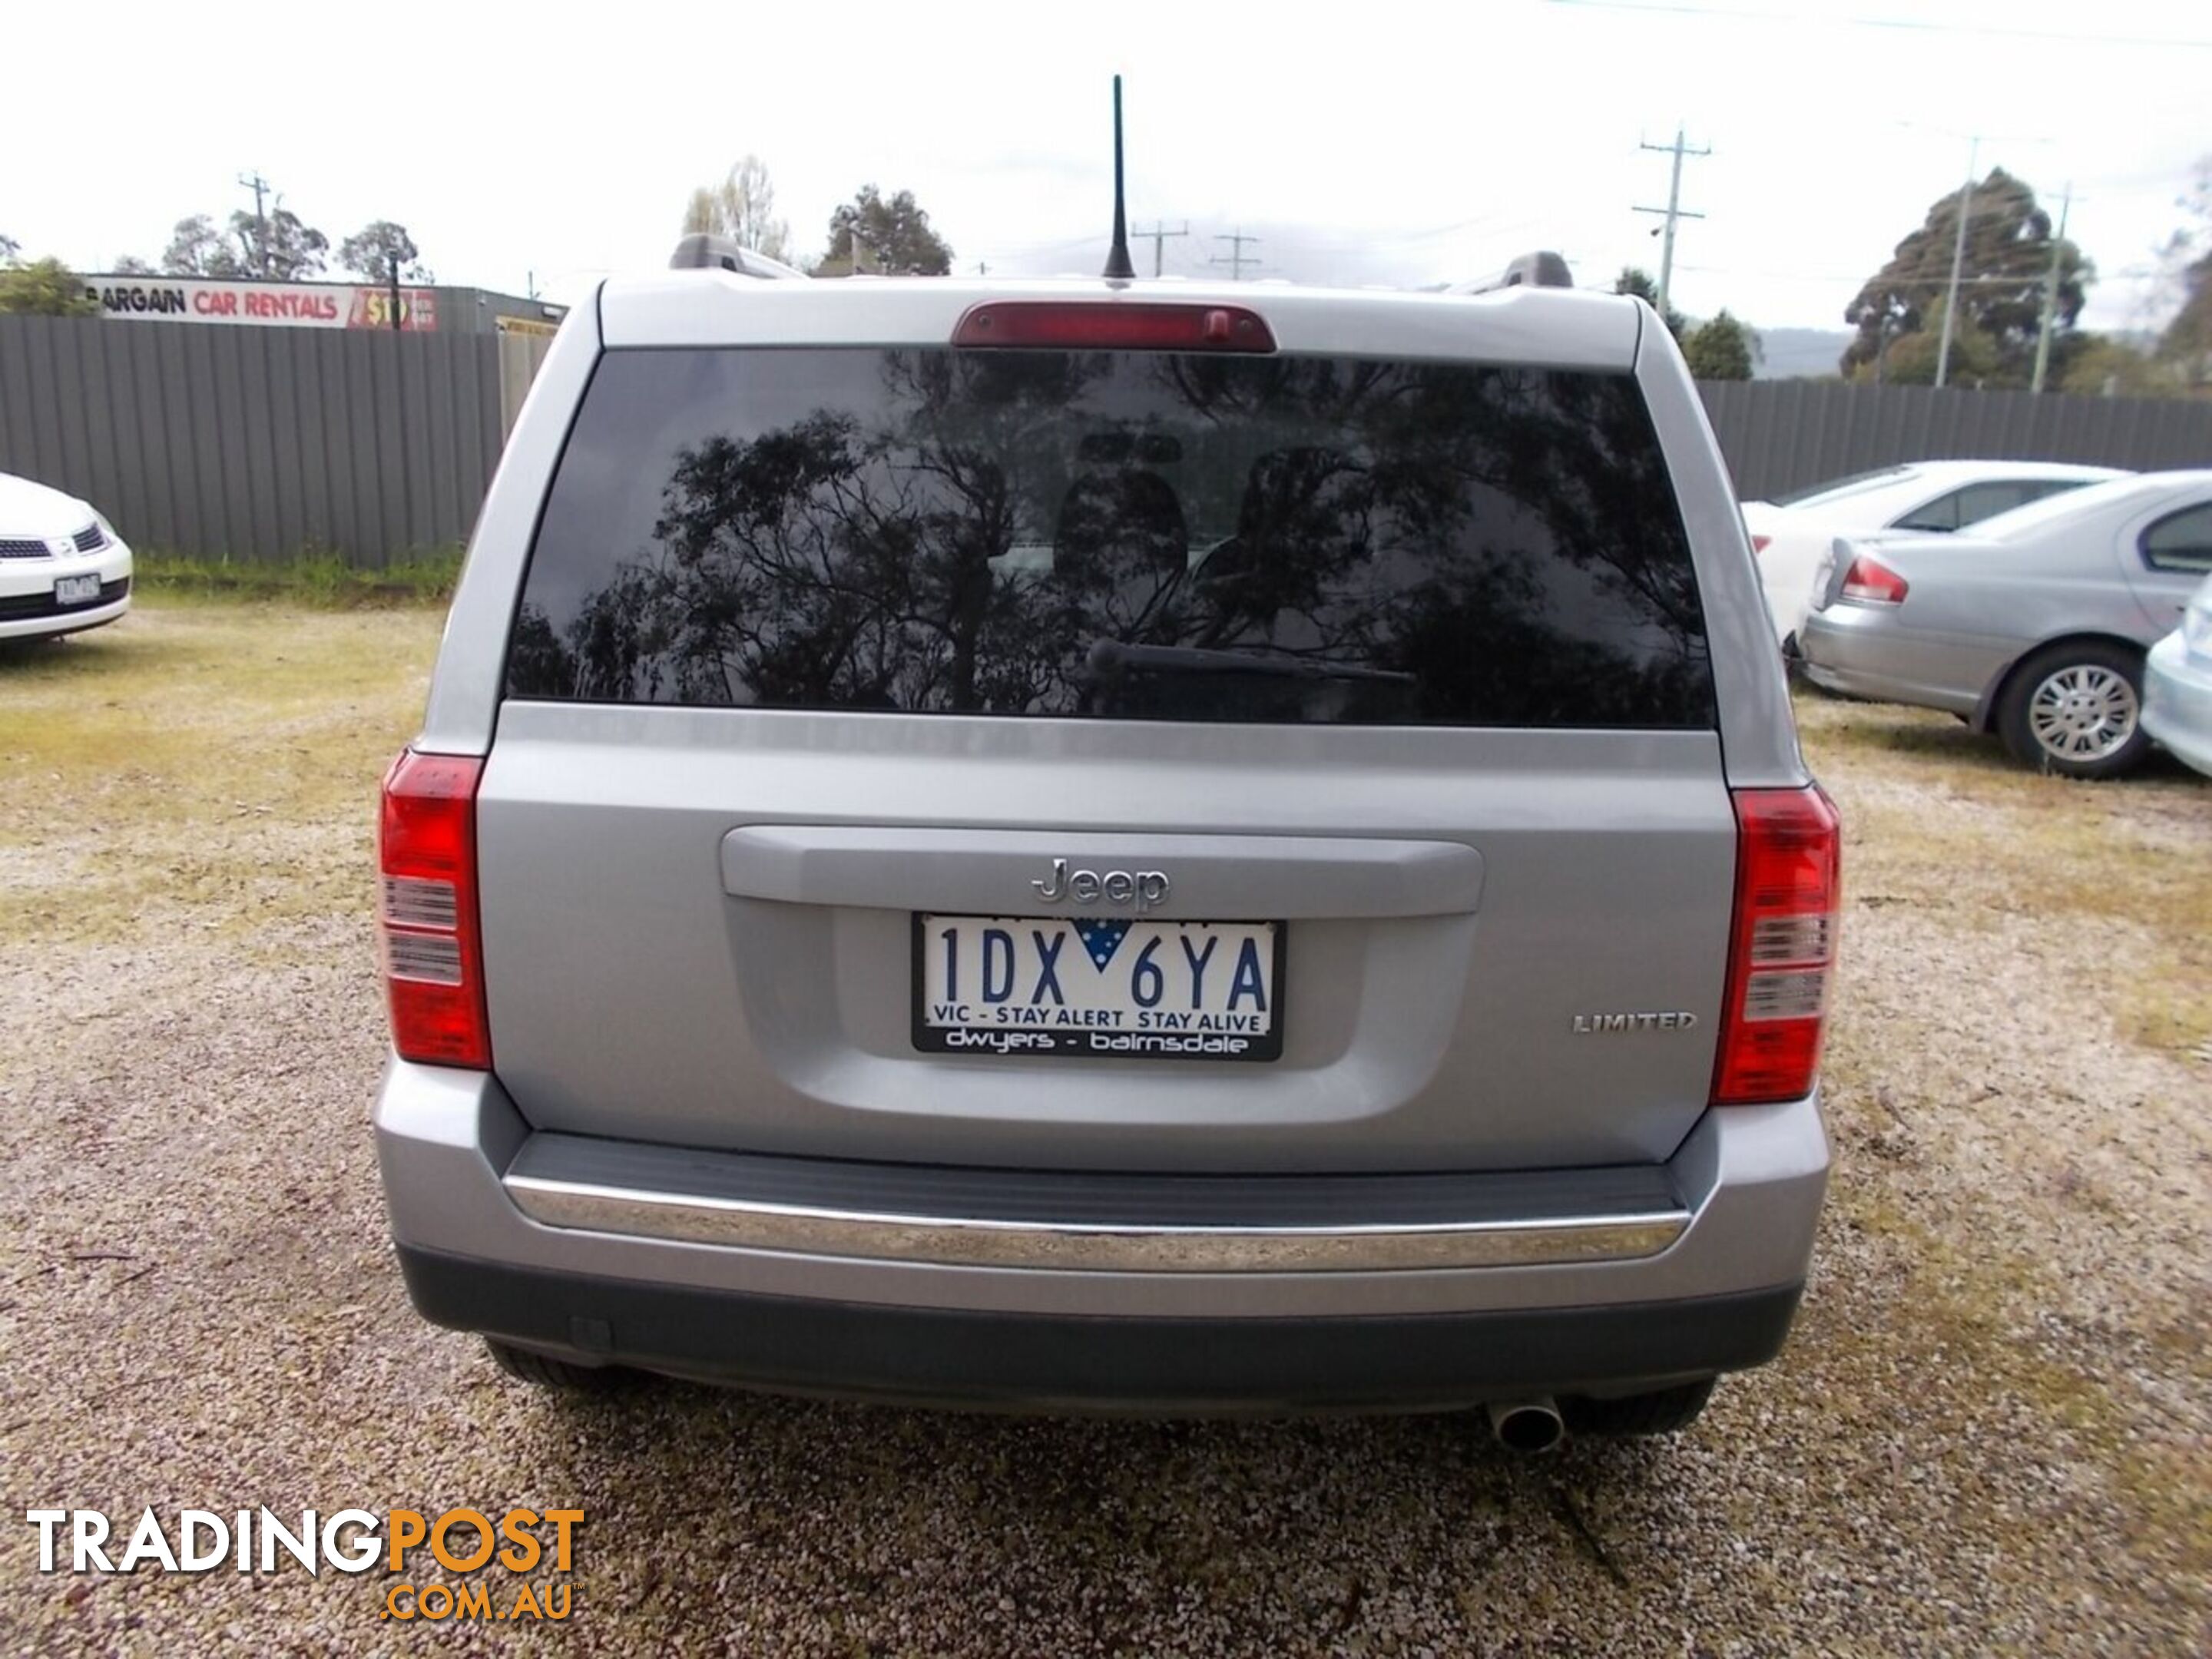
[374,240,1837,1446]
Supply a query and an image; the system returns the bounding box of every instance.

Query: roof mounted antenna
[1103,75,1136,280]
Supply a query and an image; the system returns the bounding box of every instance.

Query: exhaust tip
[1486,1397,1565,1454]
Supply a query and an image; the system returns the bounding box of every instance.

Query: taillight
[1750,534,1772,556]
[951,301,1277,353]
[1712,786,1841,1107]
[1839,553,1908,604]
[379,750,490,1069]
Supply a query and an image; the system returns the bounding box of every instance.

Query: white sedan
[1743,459,2128,650]
[0,472,134,642]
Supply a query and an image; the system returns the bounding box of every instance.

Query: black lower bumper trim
[396,1246,1803,1411]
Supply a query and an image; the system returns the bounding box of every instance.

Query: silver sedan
[1799,471,2212,779]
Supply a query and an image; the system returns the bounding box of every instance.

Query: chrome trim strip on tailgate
[720,825,1485,919]
[502,1173,1689,1273]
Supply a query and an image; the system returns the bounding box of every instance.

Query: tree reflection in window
[508,349,1714,728]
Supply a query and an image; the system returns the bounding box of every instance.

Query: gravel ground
[2,608,2207,1657]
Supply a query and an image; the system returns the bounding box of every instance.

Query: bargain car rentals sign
[84,277,439,330]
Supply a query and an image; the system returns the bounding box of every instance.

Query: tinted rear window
[508,347,1714,728]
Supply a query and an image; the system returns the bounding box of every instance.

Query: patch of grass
[1796,690,2212,933]
[2118,958,2212,1057]
[0,601,443,945]
[1794,690,2210,798]
[1845,790,2212,935]
[1815,1181,2211,1571]
[133,546,464,608]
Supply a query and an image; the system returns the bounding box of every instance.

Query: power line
[1210,228,1263,282]
[1134,220,1188,277]
[1633,127,1708,315]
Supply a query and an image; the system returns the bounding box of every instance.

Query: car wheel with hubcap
[1998,641,2151,780]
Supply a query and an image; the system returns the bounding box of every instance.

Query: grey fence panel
[0,316,509,563]
[419,339,454,551]
[55,322,99,515]
[333,332,381,559]
[295,330,339,554]
[21,320,65,479]
[1699,379,2212,499]
[388,338,421,558]
[269,329,310,556]
[259,329,299,553]
[179,326,229,554]
[366,336,402,564]
[498,333,555,438]
[235,329,281,558]
[144,324,192,551]
[2,325,36,487]
[6,313,2212,563]
[449,334,489,541]
[413,337,451,554]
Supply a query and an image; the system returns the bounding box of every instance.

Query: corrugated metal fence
[1700,379,2212,500]
[0,316,549,566]
[2,312,2208,561]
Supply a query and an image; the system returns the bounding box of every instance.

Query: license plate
[55,575,102,605]
[913,914,1284,1061]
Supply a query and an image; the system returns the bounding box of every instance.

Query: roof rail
[669,234,807,280]
[1445,250,1573,296]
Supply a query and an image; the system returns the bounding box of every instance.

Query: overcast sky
[11,0,2208,336]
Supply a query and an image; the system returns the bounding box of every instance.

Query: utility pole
[1135,220,1188,277]
[1935,137,1980,390]
[2031,184,2071,395]
[237,170,272,276]
[1633,127,1708,316]
[1210,228,1262,282]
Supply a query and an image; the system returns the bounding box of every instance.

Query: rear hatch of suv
[469,291,1740,1174]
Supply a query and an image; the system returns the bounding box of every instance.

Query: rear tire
[483,1338,625,1391]
[1559,1377,1715,1438]
[1996,641,2151,780]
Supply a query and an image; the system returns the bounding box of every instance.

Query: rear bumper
[1797,604,1998,717]
[397,1243,1800,1410]
[375,1060,1828,1407]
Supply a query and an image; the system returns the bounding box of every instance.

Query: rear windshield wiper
[1085,640,1416,685]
